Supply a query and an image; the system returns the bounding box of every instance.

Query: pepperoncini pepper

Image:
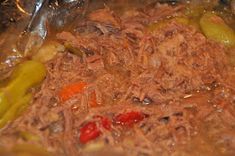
[200,12,235,47]
[0,60,46,128]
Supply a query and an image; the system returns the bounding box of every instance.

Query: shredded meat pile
[1,3,235,156]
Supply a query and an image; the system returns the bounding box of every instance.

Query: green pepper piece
[7,60,46,102]
[174,17,190,25]
[0,61,46,118]
[147,16,190,33]
[33,41,65,63]
[19,131,40,141]
[0,60,46,129]
[0,93,31,128]
[200,12,235,46]
[0,91,10,118]
[64,42,83,57]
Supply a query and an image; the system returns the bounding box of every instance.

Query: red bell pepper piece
[79,116,112,144]
[93,115,112,130]
[59,82,87,102]
[114,111,146,126]
[79,121,101,144]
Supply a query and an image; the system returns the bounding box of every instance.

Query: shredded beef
[57,18,228,103]
[0,3,235,156]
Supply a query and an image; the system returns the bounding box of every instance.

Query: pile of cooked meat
[1,3,235,156]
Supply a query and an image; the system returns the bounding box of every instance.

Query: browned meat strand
[0,3,235,156]
[57,8,228,103]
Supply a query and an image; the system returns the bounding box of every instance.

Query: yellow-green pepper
[174,17,190,25]
[64,42,84,57]
[200,12,235,46]
[19,131,40,141]
[0,93,31,128]
[0,91,10,118]
[33,41,64,62]
[147,16,190,33]
[0,60,46,128]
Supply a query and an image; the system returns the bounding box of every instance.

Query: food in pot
[0,1,235,156]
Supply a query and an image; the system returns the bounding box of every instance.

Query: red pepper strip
[79,121,101,144]
[101,117,112,130]
[114,111,146,126]
[93,115,112,130]
[79,116,112,144]
[59,82,87,102]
